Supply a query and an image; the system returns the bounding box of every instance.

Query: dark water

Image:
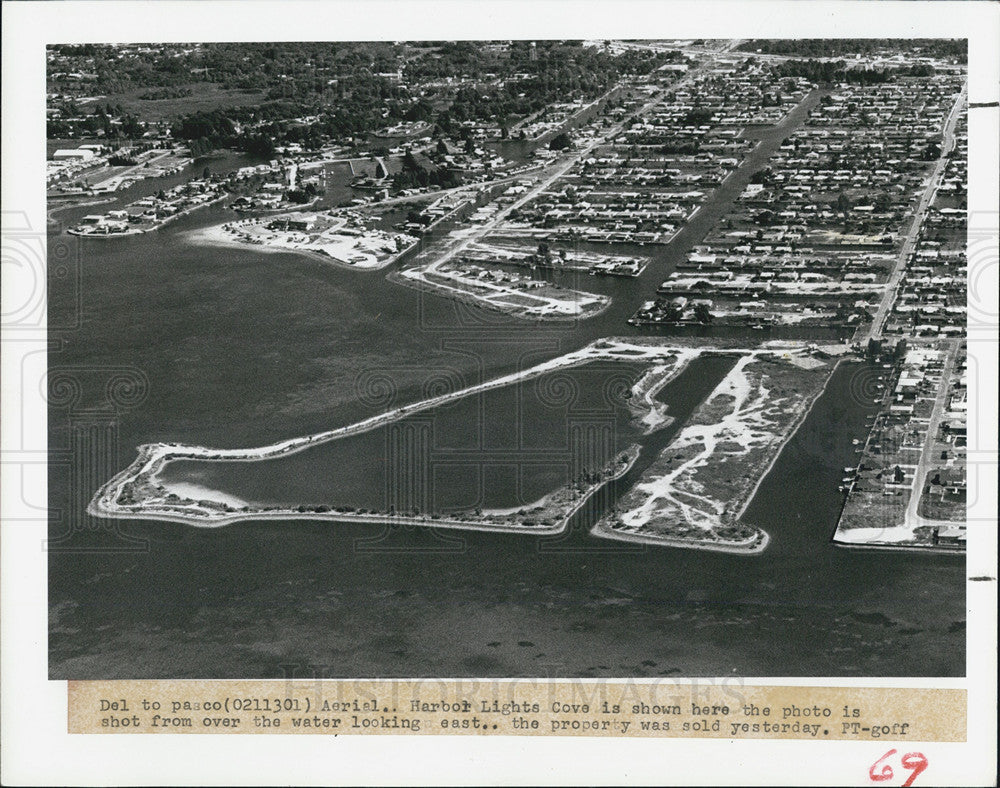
[48,93,964,679]
[157,360,649,512]
[486,88,622,164]
[48,151,256,227]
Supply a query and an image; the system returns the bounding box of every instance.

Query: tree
[684,107,714,125]
[549,131,572,150]
[693,303,713,324]
[755,209,775,226]
[663,303,683,322]
[121,115,144,138]
[243,134,276,158]
[893,337,908,361]
[202,166,211,179]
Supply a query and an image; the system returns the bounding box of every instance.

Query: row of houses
[885,109,967,338]
[715,75,964,249]
[508,57,812,247]
[69,178,226,235]
[806,77,964,131]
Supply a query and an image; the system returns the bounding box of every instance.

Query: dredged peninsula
[89,338,845,553]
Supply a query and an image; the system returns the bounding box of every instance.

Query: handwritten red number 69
[870,749,929,787]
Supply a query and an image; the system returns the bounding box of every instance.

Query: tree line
[743,39,966,63]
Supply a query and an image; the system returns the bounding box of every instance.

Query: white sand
[630,350,699,433]
[91,339,833,529]
[618,352,821,535]
[833,525,921,545]
[160,482,249,509]
[190,220,415,270]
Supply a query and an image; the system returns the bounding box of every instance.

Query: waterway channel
[47,90,963,679]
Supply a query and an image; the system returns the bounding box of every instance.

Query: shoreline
[92,443,644,536]
[188,219,418,272]
[590,519,771,555]
[386,266,612,322]
[67,193,228,238]
[830,537,965,556]
[88,340,843,547]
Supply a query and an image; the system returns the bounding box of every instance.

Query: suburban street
[904,338,962,528]
[861,78,968,343]
[418,40,745,270]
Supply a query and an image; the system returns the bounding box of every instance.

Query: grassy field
[101,83,269,122]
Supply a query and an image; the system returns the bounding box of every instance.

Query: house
[285,214,317,232]
[53,148,95,161]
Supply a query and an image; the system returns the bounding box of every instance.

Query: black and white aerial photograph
[44,35,975,681]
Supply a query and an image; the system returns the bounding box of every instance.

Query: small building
[53,148,95,162]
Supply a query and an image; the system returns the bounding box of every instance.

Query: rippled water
[48,133,964,679]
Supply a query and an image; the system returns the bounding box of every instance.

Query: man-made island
[595,350,838,553]
[389,258,611,321]
[89,338,847,554]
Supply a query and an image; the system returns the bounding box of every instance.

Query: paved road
[903,339,962,528]
[860,78,968,344]
[88,149,179,191]
[420,40,746,270]
[508,78,622,137]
